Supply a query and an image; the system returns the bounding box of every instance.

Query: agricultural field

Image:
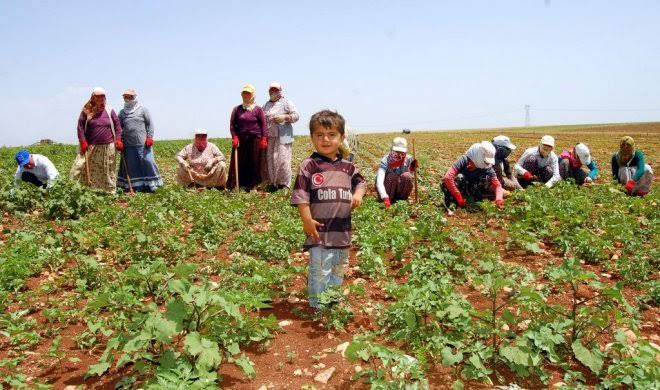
[0,122,658,389]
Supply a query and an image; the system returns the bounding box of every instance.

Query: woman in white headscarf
[442,141,504,208]
[514,135,561,188]
[117,88,163,192]
[262,82,299,190]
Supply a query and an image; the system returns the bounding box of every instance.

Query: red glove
[495,199,504,208]
[409,159,419,172]
[232,136,239,148]
[259,137,268,150]
[383,197,391,208]
[523,171,533,181]
[456,194,466,208]
[115,139,124,152]
[80,140,88,154]
[145,137,153,148]
[625,180,634,193]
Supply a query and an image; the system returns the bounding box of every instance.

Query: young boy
[291,110,366,308]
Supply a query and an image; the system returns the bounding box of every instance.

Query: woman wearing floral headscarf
[611,136,653,196]
[443,141,504,209]
[175,129,228,188]
[227,84,268,191]
[262,82,299,190]
[70,87,123,193]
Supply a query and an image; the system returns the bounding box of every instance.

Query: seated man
[13,149,59,189]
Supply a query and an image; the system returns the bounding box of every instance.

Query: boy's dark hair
[309,110,345,136]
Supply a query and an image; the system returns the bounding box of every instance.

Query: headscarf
[242,95,256,111]
[466,142,494,169]
[194,135,208,151]
[82,93,105,120]
[387,151,406,169]
[494,144,511,164]
[123,98,140,114]
[617,136,635,165]
[269,88,282,102]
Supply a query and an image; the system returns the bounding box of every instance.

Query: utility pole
[525,105,531,127]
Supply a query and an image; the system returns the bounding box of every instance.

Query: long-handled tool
[233,147,240,193]
[412,138,419,204]
[121,152,134,194]
[84,149,92,186]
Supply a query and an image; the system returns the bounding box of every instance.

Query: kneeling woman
[559,143,598,185]
[175,129,228,188]
[375,137,418,208]
[442,141,504,208]
[611,136,653,196]
[514,135,561,188]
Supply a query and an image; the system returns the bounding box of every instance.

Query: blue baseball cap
[15,150,30,167]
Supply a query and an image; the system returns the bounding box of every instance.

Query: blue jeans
[307,247,349,308]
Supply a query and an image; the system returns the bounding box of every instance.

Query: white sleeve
[376,167,388,199]
[44,159,59,182]
[546,153,562,188]
[514,149,532,176]
[14,166,21,184]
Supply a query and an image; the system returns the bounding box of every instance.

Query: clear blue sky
[1,0,659,146]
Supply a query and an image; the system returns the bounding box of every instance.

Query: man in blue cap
[13,150,59,189]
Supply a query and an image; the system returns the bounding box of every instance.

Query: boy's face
[311,125,344,159]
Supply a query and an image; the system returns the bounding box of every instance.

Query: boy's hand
[303,218,323,239]
[352,194,363,209]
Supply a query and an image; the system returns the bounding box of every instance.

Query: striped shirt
[291,153,366,249]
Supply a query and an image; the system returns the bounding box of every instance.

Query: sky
[1,0,659,146]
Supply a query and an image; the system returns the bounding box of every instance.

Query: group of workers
[10,87,654,207]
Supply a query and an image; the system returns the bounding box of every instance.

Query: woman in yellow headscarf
[227,84,268,191]
[611,136,653,196]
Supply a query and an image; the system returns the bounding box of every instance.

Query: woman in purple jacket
[227,84,268,191]
[70,87,123,193]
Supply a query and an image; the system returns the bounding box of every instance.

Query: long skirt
[616,166,653,196]
[517,156,555,188]
[377,172,414,202]
[559,159,589,185]
[176,162,228,188]
[117,145,163,192]
[70,143,116,193]
[266,136,293,188]
[227,134,264,190]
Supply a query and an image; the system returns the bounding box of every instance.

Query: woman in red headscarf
[175,129,228,188]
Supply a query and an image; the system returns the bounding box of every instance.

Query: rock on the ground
[352,278,366,285]
[314,367,336,384]
[335,341,350,356]
[354,365,363,373]
[279,320,293,328]
[293,368,303,376]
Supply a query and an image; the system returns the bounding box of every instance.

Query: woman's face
[540,144,553,157]
[241,91,253,102]
[620,143,633,155]
[123,94,135,102]
[92,95,106,105]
